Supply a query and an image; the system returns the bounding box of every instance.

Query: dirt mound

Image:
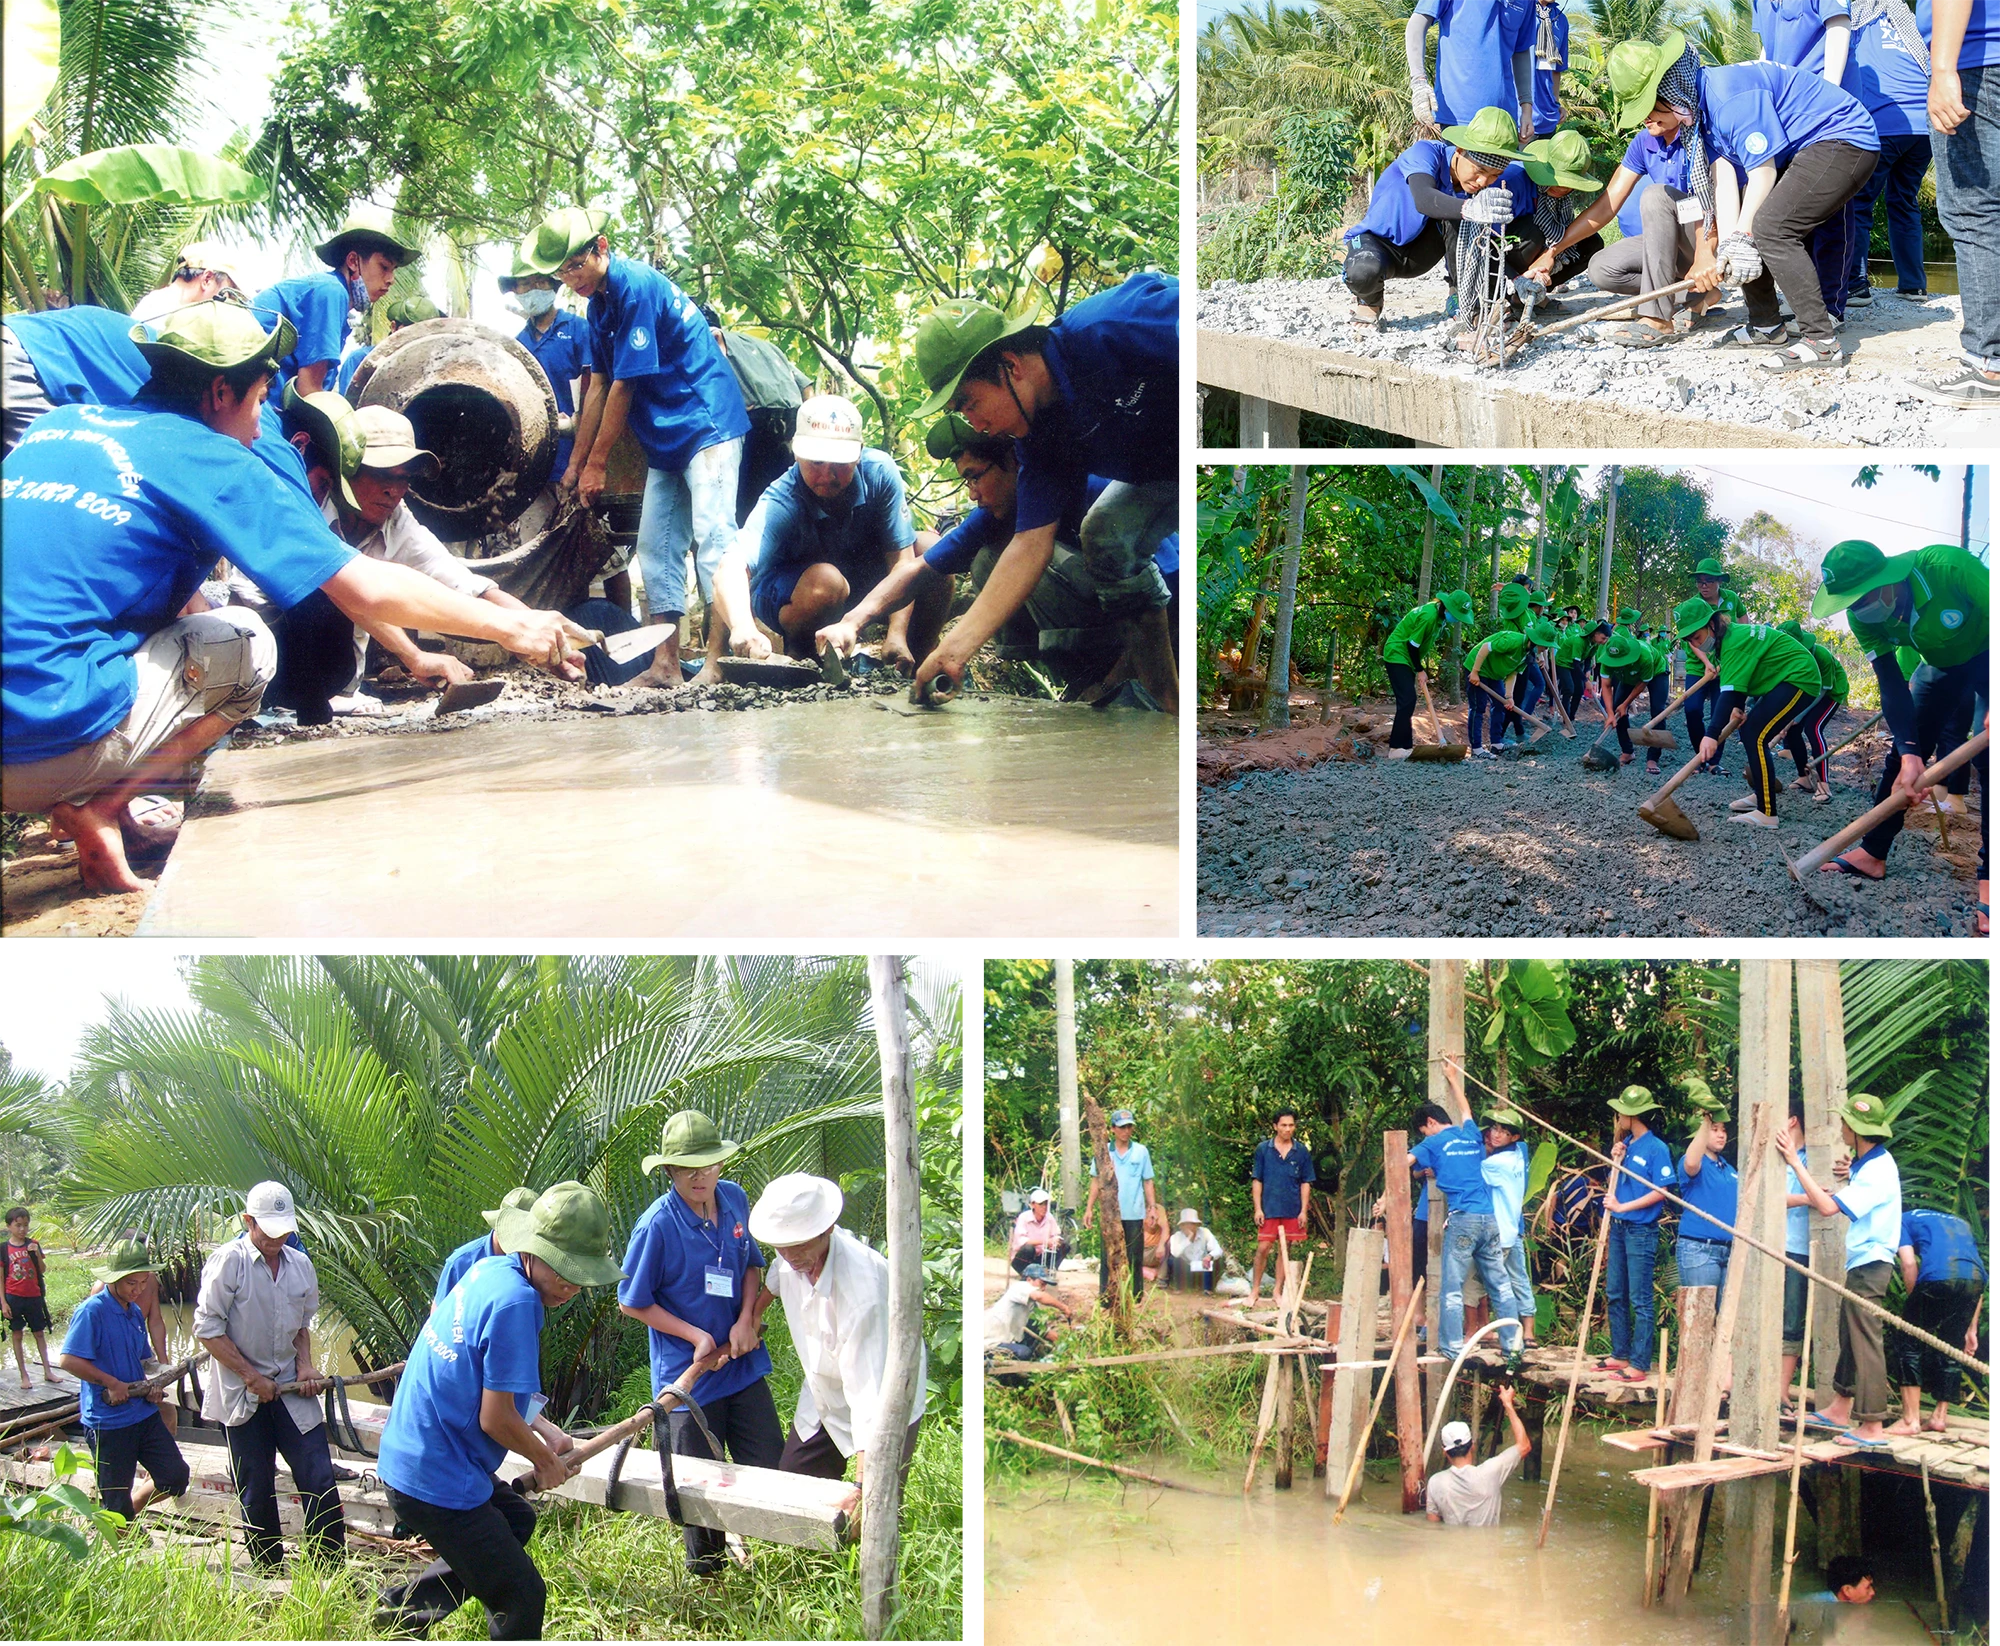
[1199,723,1379,783]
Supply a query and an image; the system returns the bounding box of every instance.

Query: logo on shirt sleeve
[1940,609,1965,629]
[1743,132,1769,157]
[631,326,649,349]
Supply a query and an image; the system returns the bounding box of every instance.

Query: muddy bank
[1197,714,1982,938]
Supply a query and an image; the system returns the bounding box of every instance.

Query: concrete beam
[1199,329,1818,450]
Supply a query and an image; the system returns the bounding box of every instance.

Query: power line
[1682,465,1986,549]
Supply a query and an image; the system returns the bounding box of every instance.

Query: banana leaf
[30,144,265,211]
[3,0,62,160]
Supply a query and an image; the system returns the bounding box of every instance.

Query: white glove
[1717,233,1763,285]
[1411,78,1438,126]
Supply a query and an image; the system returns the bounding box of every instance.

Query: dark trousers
[383,1478,543,1640]
[781,1415,924,1494]
[1784,692,1842,782]
[669,1378,785,1574]
[1731,684,1812,815]
[1100,1218,1147,1298]
[224,1400,345,1571]
[1547,230,1607,288]
[1342,224,1447,308]
[1011,1241,1069,1275]
[564,596,657,687]
[1782,1252,1811,1353]
[1614,672,1669,760]
[264,589,359,727]
[1386,660,1420,748]
[89,1409,190,1520]
[1164,1255,1219,1291]
[1740,142,1881,341]
[1412,1216,1430,1293]
[1507,659,1546,738]
[1559,662,1585,721]
[1848,130,1935,294]
[1861,649,1988,876]
[1833,1259,1895,1423]
[1914,661,1979,795]
[1889,1276,1985,1404]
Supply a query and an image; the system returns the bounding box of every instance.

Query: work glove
[1717,233,1763,286]
[1410,77,1438,126]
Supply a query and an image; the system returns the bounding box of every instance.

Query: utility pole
[1417,460,1445,602]
[1263,464,1307,729]
[1597,465,1620,622]
[1532,464,1548,585]
[1055,959,1080,1212]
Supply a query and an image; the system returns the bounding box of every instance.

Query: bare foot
[1820,1402,1853,1428]
[41,1367,65,1382]
[1927,1412,1951,1433]
[629,664,683,690]
[1885,1418,1924,1436]
[48,800,147,893]
[688,661,725,689]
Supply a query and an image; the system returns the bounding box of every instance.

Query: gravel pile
[1196,727,1980,938]
[1199,269,1962,446]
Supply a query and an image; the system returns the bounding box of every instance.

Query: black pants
[1164,1255,1218,1291]
[1386,660,1420,748]
[669,1378,785,1574]
[1412,1216,1430,1292]
[224,1400,345,1571]
[1741,142,1881,341]
[1614,672,1670,759]
[264,589,359,727]
[1010,1241,1069,1275]
[780,1415,924,1494]
[1100,1218,1147,1298]
[90,1409,190,1520]
[1889,1276,1985,1404]
[1343,224,1447,308]
[1862,650,1988,876]
[1731,684,1813,815]
[1547,230,1607,288]
[1784,692,1842,782]
[563,596,658,687]
[383,1477,543,1640]
[1559,663,1585,722]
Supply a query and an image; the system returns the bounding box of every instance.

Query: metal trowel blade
[436,680,506,715]
[602,624,677,664]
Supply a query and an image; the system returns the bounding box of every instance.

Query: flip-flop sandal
[1756,339,1843,372]
[1716,324,1789,348]
[1823,854,1886,882]
[1595,321,1674,348]
[1595,1357,1628,1370]
[1835,1430,1892,1449]
[1610,1366,1651,1383]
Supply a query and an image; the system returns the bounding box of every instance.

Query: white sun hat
[1179,1208,1201,1224]
[1441,1420,1473,1452]
[748,1172,844,1245]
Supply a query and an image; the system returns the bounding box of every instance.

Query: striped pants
[1783,692,1843,785]
[1736,685,1813,815]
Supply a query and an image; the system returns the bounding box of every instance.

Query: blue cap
[1023,1262,1050,1281]
[1110,1109,1136,1127]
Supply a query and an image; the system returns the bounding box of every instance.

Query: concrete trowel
[1639,710,1742,840]
[717,655,821,688]
[436,679,507,715]
[598,624,677,665]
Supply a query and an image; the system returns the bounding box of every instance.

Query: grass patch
[0,1418,961,1641]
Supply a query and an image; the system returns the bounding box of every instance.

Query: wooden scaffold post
[1424,960,1464,1426]
[1382,1128,1426,1512]
[1082,1089,1131,1333]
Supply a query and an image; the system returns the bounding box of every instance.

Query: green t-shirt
[1847,544,1988,670]
[1805,638,1848,701]
[1382,599,1446,670]
[1717,621,1821,699]
[1711,586,1746,621]
[1554,621,1588,665]
[1469,628,1530,681]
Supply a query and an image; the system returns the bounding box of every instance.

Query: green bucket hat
[133,298,295,377]
[1599,631,1644,669]
[1609,1084,1658,1116]
[924,413,983,462]
[1811,539,1917,619]
[1776,618,1809,645]
[482,1185,539,1236]
[518,206,612,276]
[1526,616,1559,646]
[1608,30,1688,132]
[1693,557,1729,580]
[1679,1073,1726,1115]
[315,206,422,271]
[1498,583,1531,622]
[1439,106,1531,164]
[1617,605,1641,626]
[1838,1092,1894,1139]
[497,249,545,294]
[1523,129,1602,191]
[642,1109,741,1174]
[1673,596,1718,640]
[506,1181,625,1287]
[281,383,365,511]
[92,1236,157,1286]
[1439,589,1475,623]
[912,297,1039,419]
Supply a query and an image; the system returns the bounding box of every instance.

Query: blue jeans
[636,436,744,621]
[1675,1235,1732,1297]
[1466,679,1512,748]
[1848,131,1934,294]
[1441,1211,1522,1355]
[1501,1237,1534,1336]
[1508,659,1545,737]
[1934,62,2000,369]
[1605,1219,1661,1372]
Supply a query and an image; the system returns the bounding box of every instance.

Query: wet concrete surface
[1198,719,1981,939]
[140,696,1177,939]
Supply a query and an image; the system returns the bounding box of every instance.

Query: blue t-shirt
[1250,1138,1317,1221]
[5,306,150,412]
[1012,272,1177,536]
[1090,1140,1155,1221]
[252,270,352,402]
[1532,4,1570,132]
[1700,60,1880,172]
[1843,11,1933,135]
[1347,143,1537,248]
[1677,1146,1740,1242]
[433,1232,499,1308]
[1416,0,1538,126]
[519,310,593,476]
[1755,0,1851,70]
[585,256,748,474]
[746,449,914,593]
[61,1289,155,1430]
[1920,0,2000,69]
[1900,1208,1987,1286]
[1410,1118,1494,1216]
[618,1182,772,1404]
[254,399,319,505]
[377,1252,546,1512]
[1786,1149,1811,1254]
[1611,1128,1676,1225]
[3,403,354,765]
[334,339,372,397]
[1616,131,1692,236]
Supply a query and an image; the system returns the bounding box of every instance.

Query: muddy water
[987,1431,1925,1646]
[142,696,1176,938]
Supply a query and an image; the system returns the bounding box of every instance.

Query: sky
[0,951,195,1087]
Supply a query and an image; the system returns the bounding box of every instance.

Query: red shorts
[1258,1216,1306,1244]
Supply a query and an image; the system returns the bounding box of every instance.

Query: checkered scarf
[1657,47,1715,228]
[1848,0,1931,72]
[1532,188,1574,249]
[1536,0,1562,68]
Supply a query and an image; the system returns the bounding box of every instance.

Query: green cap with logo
[924,413,984,462]
[1673,596,1718,639]
[1609,1083,1658,1116]
[518,206,612,276]
[1607,31,1688,131]
[1599,631,1646,670]
[281,383,365,511]
[1838,1092,1894,1139]
[1523,129,1602,191]
[315,206,422,271]
[1776,618,1811,646]
[642,1109,741,1174]
[1811,539,1917,619]
[1439,589,1476,623]
[502,1181,625,1286]
[1438,106,1531,162]
[133,297,295,377]
[92,1236,157,1286]
[1693,557,1729,580]
[911,297,1039,418]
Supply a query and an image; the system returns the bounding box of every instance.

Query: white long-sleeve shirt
[765,1225,927,1457]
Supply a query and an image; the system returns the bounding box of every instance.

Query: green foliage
[1482,960,1578,1071]
[2,0,63,159]
[29,145,262,210]
[0,1444,123,1561]
[1196,105,1355,284]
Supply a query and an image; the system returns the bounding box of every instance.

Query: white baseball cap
[748,1172,844,1246]
[1179,1208,1201,1224]
[1441,1420,1473,1453]
[1028,1187,1051,1204]
[243,1180,298,1237]
[177,240,253,291]
[791,394,864,463]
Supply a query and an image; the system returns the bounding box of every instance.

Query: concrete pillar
[1239,394,1300,448]
[1796,961,1848,1408]
[1326,1228,1385,1492]
[1055,959,1079,1212]
[1424,961,1464,1421]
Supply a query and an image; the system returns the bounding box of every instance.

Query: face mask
[518,288,556,317]
[347,274,372,310]
[1854,586,1898,622]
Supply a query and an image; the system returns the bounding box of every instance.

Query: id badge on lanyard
[524,1391,549,1426]
[705,1263,735,1299]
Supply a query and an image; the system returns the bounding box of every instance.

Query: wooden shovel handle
[1472,677,1549,730]
[1817,710,1884,767]
[1642,668,1716,733]
[1793,728,1988,876]
[1419,674,1449,746]
[1643,709,1743,808]
[1524,277,1707,345]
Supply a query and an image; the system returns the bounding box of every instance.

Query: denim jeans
[1675,1235,1732,1297]
[1605,1219,1661,1372]
[1441,1212,1521,1355]
[1500,1237,1534,1336]
[636,436,743,621]
[1934,62,2000,368]
[1848,131,1934,294]
[1466,680,1512,749]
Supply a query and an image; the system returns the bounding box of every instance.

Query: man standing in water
[1425,1383,1533,1524]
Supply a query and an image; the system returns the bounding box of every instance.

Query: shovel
[1639,709,1743,840]
[1580,709,1622,772]
[1472,678,1567,746]
[436,679,506,716]
[1408,674,1468,762]
[1788,728,1988,883]
[1629,668,1716,750]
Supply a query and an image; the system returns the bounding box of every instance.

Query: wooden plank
[1382,1128,1424,1514]
[1424,961,1462,1428]
[1325,1229,1384,1494]
[1314,1297,1340,1483]
[1636,1455,1801,1491]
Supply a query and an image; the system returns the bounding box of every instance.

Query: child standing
[5,1207,66,1390]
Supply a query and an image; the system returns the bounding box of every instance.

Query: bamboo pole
[1332,1280,1426,1523]
[1538,1179,1613,1548]
[992,1430,1221,1494]
[1922,1460,1950,1639]
[1643,1325,1668,1607]
[275,1361,405,1397]
[1777,1277,1818,1625]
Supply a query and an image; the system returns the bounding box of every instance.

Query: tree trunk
[1084,1091,1131,1332]
[1486,474,1504,618]
[1532,464,1547,585]
[1597,466,1620,622]
[1417,460,1445,602]
[1263,465,1308,730]
[1055,960,1080,1212]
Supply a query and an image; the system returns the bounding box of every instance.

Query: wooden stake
[1537,1170,1613,1547]
[1922,1459,1950,1638]
[993,1429,1220,1495]
[1243,1231,1298,1494]
[1333,1279,1426,1523]
[1777,1276,1817,1625]
[1383,1127,1425,1514]
[1643,1325,1668,1607]
[1314,1292,1340,1480]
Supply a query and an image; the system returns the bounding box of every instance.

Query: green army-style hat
[1679,1072,1727,1115]
[505,1181,625,1287]
[518,206,612,276]
[386,293,442,328]
[483,1186,539,1236]
[1439,589,1476,623]
[1523,130,1602,191]
[281,383,365,511]
[497,249,544,294]
[1693,557,1730,580]
[315,206,422,271]
[912,297,1040,418]
[925,413,984,462]
[133,298,295,377]
[1838,1092,1894,1138]
[1439,106,1532,163]
[642,1109,741,1174]
[1674,596,1718,639]
[1482,1105,1526,1132]
[1599,631,1646,670]
[1609,1084,1658,1116]
[1498,583,1531,622]
[1526,616,1559,646]
[1777,618,1813,646]
[1811,539,1918,619]
[1608,31,1689,131]
[92,1236,157,1286]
